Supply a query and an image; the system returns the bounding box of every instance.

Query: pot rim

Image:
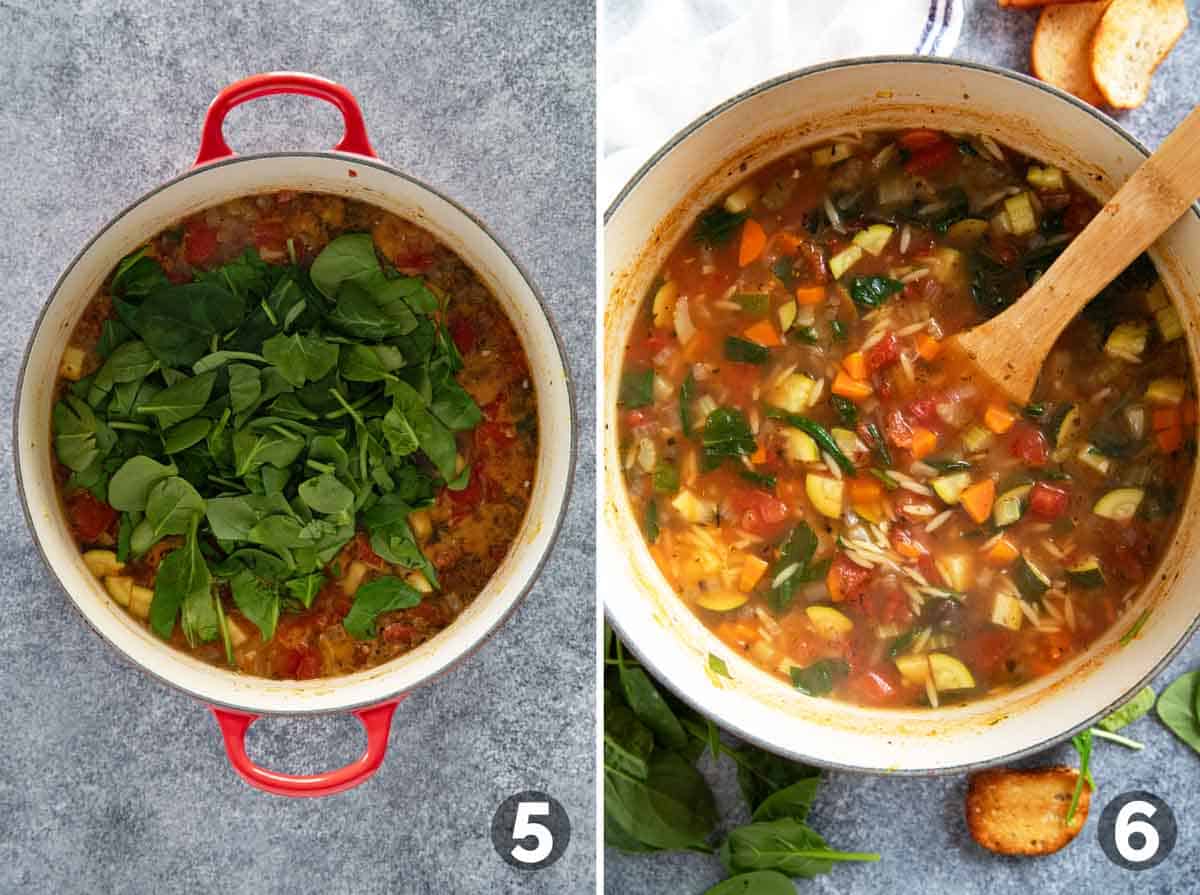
[15,149,578,716]
[603,54,1200,775]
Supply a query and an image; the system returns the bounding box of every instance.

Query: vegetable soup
[53,193,537,680]
[618,128,1194,707]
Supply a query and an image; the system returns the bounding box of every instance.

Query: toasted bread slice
[1091,0,1189,109]
[1031,2,1111,107]
[966,767,1091,856]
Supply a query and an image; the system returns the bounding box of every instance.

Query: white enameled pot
[15,73,575,796]
[602,58,1200,774]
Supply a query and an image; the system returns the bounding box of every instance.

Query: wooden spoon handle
[957,105,1200,400]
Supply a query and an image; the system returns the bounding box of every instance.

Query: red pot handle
[210,697,403,797]
[194,71,376,167]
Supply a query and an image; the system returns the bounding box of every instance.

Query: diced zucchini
[927,247,966,285]
[766,372,818,413]
[939,554,972,592]
[652,280,678,329]
[1026,165,1065,191]
[778,300,798,334]
[1067,557,1106,589]
[852,224,894,256]
[1077,443,1113,476]
[895,654,930,685]
[781,429,820,464]
[1145,377,1186,406]
[1003,192,1037,236]
[931,471,972,504]
[805,474,844,518]
[1104,321,1149,363]
[59,346,87,381]
[672,489,717,524]
[128,584,154,620]
[806,605,854,639]
[961,424,993,453]
[945,218,989,249]
[1013,554,1051,600]
[929,653,976,691]
[83,550,124,578]
[696,590,749,612]
[813,143,853,167]
[990,591,1024,631]
[1094,488,1144,521]
[829,245,863,280]
[104,576,134,607]
[1048,404,1082,449]
[993,484,1032,527]
[831,427,864,457]
[724,184,760,214]
[1155,306,1184,342]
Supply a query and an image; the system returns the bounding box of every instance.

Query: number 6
[1115,799,1160,863]
[511,800,553,864]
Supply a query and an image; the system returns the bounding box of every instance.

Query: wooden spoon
[954,105,1200,404]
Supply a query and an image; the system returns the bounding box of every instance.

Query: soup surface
[618,129,1195,707]
[53,192,537,679]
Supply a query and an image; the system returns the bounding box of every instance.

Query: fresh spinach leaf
[298,473,354,515]
[107,456,178,512]
[605,749,717,851]
[767,523,823,612]
[703,407,756,464]
[848,276,902,310]
[230,567,281,642]
[702,872,796,895]
[131,476,205,555]
[680,370,696,438]
[789,659,849,697]
[1098,686,1156,733]
[136,371,217,428]
[725,336,770,365]
[619,368,654,408]
[128,282,246,367]
[1157,671,1200,755]
[719,818,879,878]
[262,332,339,387]
[752,777,822,824]
[149,515,210,640]
[694,207,748,247]
[343,575,423,639]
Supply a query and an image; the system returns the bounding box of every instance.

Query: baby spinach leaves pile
[54,233,480,654]
[604,627,879,893]
[1157,670,1200,757]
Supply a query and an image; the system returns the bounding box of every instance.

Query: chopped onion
[674,295,696,344]
[823,195,843,232]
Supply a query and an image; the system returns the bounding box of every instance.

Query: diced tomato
[65,490,118,543]
[827,553,872,603]
[624,408,653,428]
[726,488,790,538]
[272,646,320,679]
[850,581,912,627]
[959,629,1013,679]
[1029,482,1069,520]
[866,332,900,372]
[885,408,914,448]
[904,139,955,175]
[907,396,938,423]
[845,667,901,706]
[394,251,434,273]
[294,650,322,680]
[184,219,218,265]
[898,129,945,151]
[1010,423,1049,467]
[449,318,476,355]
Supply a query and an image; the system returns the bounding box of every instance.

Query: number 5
[1115,799,1160,863]
[511,801,553,864]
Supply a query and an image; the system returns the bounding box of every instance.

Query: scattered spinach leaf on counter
[1066,730,1094,827]
[1098,686,1156,733]
[1157,671,1200,756]
[604,626,879,885]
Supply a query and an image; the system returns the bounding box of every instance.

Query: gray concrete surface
[603,1,1200,893]
[0,2,595,893]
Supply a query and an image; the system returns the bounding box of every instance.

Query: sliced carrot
[739,555,769,592]
[774,232,803,253]
[849,477,883,504]
[983,537,1019,566]
[831,370,873,401]
[842,351,869,380]
[1152,407,1182,432]
[983,404,1017,434]
[960,479,996,525]
[1182,399,1197,426]
[909,427,938,460]
[743,319,782,348]
[716,620,760,647]
[795,285,826,306]
[750,440,767,464]
[915,333,942,361]
[826,563,844,603]
[1156,426,1183,453]
[682,329,712,362]
[739,219,767,267]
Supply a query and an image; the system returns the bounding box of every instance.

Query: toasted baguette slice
[966,767,1091,856]
[1091,0,1189,109]
[1032,2,1112,106]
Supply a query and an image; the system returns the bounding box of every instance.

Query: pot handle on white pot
[210,697,404,797]
[194,71,377,166]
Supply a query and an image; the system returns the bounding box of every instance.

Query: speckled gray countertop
[604,2,1200,893]
[0,2,594,893]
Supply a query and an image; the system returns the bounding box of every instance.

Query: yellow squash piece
[806,605,854,639]
[696,591,750,612]
[929,653,976,691]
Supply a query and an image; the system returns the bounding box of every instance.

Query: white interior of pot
[603,59,1200,772]
[18,153,573,714]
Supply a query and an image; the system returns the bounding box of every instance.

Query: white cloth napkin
[601,0,964,206]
